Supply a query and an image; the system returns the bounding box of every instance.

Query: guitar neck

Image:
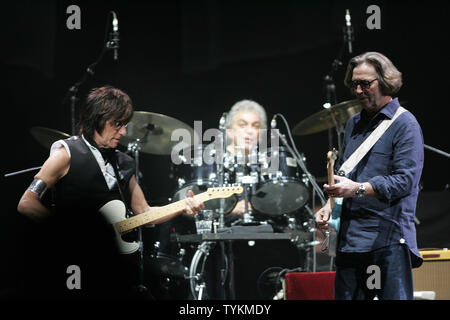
[115,192,211,234]
[327,157,336,209]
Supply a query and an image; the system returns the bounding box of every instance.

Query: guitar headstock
[206,186,244,199]
[327,149,338,174]
[327,148,338,161]
[327,149,338,164]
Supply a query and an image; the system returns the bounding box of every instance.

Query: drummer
[224,99,267,217]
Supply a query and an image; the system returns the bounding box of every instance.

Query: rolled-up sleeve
[369,117,424,202]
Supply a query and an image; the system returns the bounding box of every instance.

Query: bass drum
[142,216,194,300]
[171,144,237,214]
[251,147,309,216]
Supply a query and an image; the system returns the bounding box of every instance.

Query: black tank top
[54,136,135,213]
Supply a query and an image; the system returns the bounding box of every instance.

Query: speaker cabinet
[413,249,450,300]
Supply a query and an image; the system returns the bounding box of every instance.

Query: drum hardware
[292,99,362,150]
[251,145,310,216]
[179,248,186,259]
[171,144,238,215]
[125,113,191,293]
[269,114,329,273]
[287,217,297,230]
[181,229,299,300]
[126,137,149,294]
[296,240,321,249]
[271,114,326,207]
[146,241,189,279]
[424,144,450,159]
[119,111,197,155]
[229,145,261,225]
[4,166,42,178]
[188,241,216,300]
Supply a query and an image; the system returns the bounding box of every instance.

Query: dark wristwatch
[355,183,366,197]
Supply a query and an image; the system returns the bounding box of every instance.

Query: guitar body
[327,197,342,257]
[328,198,342,232]
[99,200,140,255]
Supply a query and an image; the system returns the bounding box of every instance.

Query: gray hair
[344,52,403,95]
[225,99,267,129]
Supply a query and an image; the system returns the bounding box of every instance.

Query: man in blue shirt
[315,52,424,300]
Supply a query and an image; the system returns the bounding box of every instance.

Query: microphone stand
[217,113,231,299]
[272,115,326,206]
[323,9,354,152]
[62,11,118,135]
[312,10,351,267]
[126,124,157,296]
[323,55,345,152]
[271,114,328,273]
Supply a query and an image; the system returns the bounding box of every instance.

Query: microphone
[270,115,277,129]
[344,9,354,54]
[108,11,120,60]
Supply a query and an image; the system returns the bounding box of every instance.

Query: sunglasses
[350,79,378,91]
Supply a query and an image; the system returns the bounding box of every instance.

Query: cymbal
[120,111,198,155]
[293,100,362,136]
[30,127,71,149]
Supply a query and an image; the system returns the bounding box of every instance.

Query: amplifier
[413,249,450,300]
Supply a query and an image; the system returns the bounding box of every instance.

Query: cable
[273,113,326,205]
[256,267,284,299]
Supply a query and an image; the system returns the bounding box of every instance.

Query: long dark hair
[78,86,133,140]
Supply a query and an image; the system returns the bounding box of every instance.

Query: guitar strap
[110,154,134,218]
[338,106,407,176]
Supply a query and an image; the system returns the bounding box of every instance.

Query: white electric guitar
[99,186,243,254]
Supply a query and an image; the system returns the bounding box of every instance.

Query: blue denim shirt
[336,98,424,267]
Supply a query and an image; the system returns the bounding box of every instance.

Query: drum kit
[19,99,363,299]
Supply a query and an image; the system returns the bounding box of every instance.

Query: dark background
[2,0,449,299]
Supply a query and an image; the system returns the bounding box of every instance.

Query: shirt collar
[378,97,400,119]
[81,134,97,151]
[354,97,400,124]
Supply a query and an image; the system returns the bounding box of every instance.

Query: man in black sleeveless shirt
[17,86,204,299]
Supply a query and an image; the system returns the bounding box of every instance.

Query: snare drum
[171,144,237,214]
[250,147,309,216]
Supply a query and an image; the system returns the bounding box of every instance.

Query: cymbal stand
[127,124,154,295]
[217,113,231,298]
[245,147,259,224]
[126,138,148,294]
[217,113,227,229]
[234,146,258,224]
